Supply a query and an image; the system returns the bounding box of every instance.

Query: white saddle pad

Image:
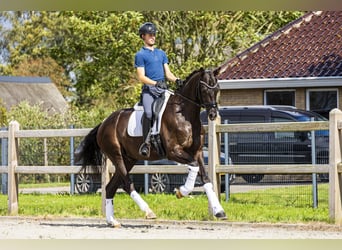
[127,90,172,137]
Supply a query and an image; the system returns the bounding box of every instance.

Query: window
[265,90,295,106]
[306,89,338,119]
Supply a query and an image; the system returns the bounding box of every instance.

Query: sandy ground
[1,216,342,239]
[5,185,341,239]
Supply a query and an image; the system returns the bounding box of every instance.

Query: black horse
[75,67,226,227]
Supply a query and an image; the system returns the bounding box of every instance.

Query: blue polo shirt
[134,47,168,81]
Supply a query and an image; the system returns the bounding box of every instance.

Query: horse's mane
[184,68,205,82]
[176,68,205,91]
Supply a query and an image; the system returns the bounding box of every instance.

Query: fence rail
[1,108,342,225]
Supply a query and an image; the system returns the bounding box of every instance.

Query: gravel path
[1,216,342,239]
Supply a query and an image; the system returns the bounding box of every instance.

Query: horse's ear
[199,67,206,76]
[213,66,223,77]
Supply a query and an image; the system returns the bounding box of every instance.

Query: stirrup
[139,143,150,157]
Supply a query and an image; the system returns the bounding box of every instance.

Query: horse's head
[197,67,221,121]
[177,67,221,121]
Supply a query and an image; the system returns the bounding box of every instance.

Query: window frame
[305,88,339,112]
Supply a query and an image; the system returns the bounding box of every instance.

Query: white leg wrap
[130,190,149,212]
[179,166,199,197]
[105,199,120,227]
[105,199,114,223]
[203,183,224,215]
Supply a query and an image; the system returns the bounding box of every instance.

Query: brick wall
[220,87,341,111]
[295,88,306,109]
[220,89,263,106]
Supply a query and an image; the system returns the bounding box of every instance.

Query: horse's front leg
[197,157,227,220]
[203,182,227,220]
[175,153,227,220]
[175,160,200,198]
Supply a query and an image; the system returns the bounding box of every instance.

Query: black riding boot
[139,115,152,157]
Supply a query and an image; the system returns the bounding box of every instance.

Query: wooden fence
[1,108,342,224]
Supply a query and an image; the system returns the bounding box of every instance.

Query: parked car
[200,105,329,183]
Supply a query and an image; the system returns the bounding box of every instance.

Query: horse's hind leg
[129,190,156,219]
[105,172,122,227]
[121,174,157,219]
[109,156,157,220]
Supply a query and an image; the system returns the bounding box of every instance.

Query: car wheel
[241,174,264,183]
[75,173,95,194]
[150,173,170,193]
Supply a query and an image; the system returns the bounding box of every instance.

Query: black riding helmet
[139,22,157,38]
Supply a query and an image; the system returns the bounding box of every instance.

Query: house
[217,11,342,119]
[0,76,68,113]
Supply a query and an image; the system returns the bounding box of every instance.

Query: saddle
[127,90,173,156]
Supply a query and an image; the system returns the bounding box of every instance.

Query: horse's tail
[74,123,103,171]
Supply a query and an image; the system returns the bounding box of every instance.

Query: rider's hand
[156,81,168,89]
[175,78,184,87]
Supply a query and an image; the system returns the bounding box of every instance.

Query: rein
[174,90,202,107]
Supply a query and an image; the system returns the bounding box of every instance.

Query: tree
[48,11,144,110]
[0,12,74,100]
[0,98,7,127]
[0,11,303,120]
[11,56,73,99]
[0,11,144,111]
[142,11,303,79]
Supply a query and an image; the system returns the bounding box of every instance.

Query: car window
[240,114,266,123]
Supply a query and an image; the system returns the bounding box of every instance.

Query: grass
[0,183,331,224]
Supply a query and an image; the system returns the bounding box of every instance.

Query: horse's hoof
[215,211,227,220]
[145,208,157,219]
[175,188,183,199]
[108,219,121,228]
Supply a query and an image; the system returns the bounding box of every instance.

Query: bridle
[197,80,219,109]
[174,71,219,109]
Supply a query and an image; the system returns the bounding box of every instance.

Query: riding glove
[175,78,184,87]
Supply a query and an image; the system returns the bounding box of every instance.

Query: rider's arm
[164,64,178,82]
[136,67,158,86]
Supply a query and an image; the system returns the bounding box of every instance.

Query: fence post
[329,109,342,225]
[69,125,75,195]
[8,120,19,215]
[1,127,8,195]
[208,114,221,198]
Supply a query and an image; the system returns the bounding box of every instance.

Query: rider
[135,22,182,157]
